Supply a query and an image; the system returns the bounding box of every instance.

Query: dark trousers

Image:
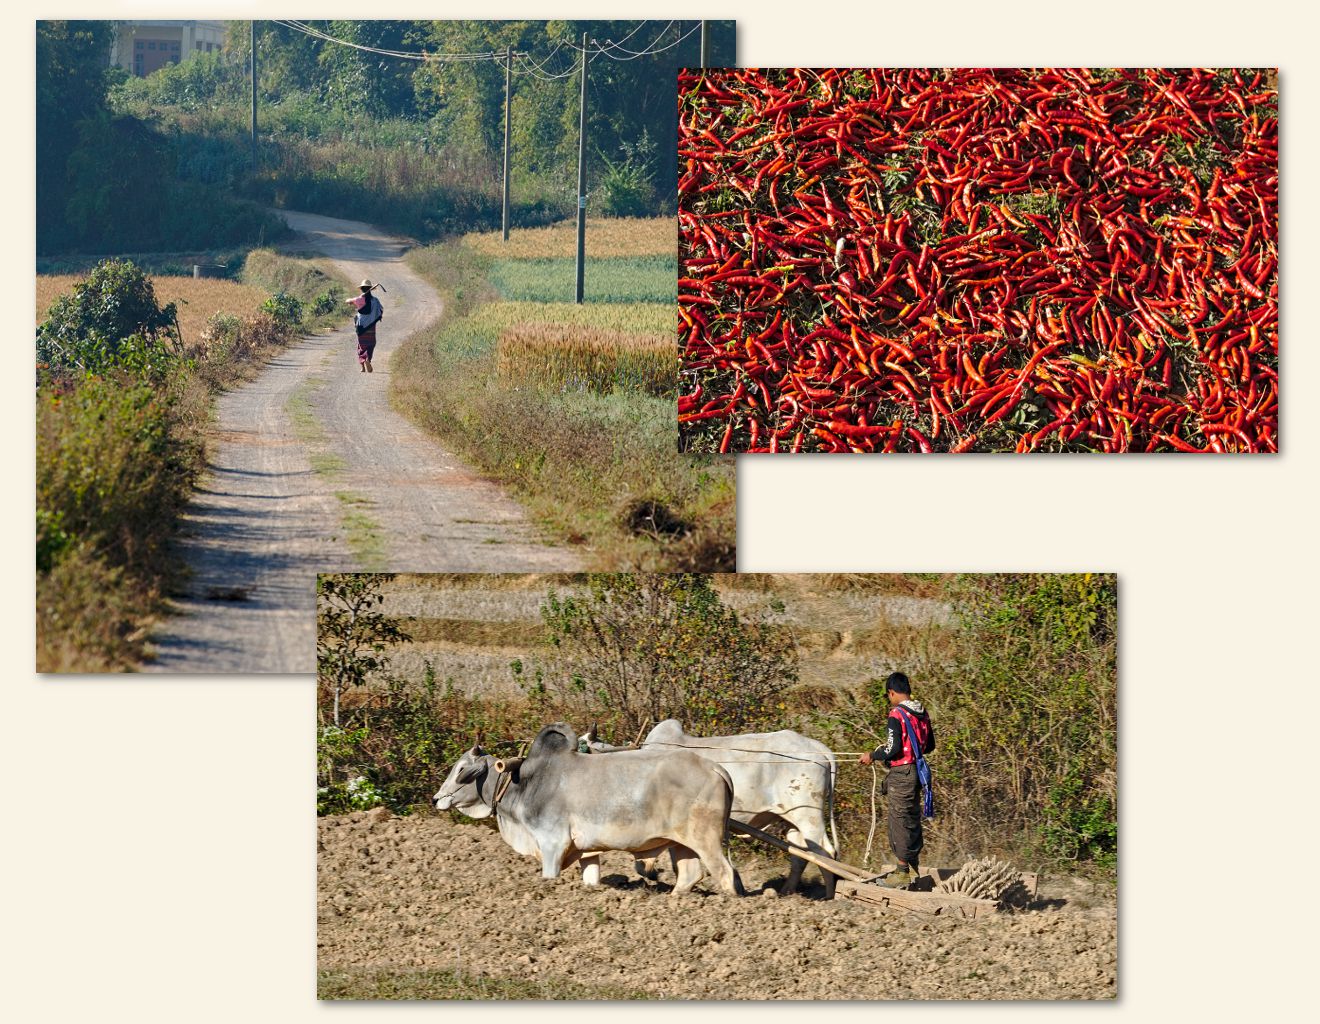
[887,763,923,866]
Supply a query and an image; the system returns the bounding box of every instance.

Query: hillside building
[110,21,227,77]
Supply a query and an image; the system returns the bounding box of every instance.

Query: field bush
[35,372,206,671]
[495,323,674,396]
[36,260,180,379]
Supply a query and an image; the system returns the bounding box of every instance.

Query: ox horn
[588,722,599,742]
[493,757,525,774]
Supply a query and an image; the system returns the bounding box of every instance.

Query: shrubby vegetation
[35,259,311,670]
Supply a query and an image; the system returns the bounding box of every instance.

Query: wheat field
[462,217,677,260]
[36,275,270,346]
[495,322,674,396]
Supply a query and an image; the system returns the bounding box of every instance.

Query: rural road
[147,210,578,675]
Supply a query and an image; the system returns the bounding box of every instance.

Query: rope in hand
[863,762,879,866]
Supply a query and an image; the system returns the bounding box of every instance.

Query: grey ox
[433,722,743,895]
[587,719,839,897]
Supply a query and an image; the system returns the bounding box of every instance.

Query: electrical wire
[272,20,508,62]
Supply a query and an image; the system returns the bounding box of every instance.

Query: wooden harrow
[728,820,1037,920]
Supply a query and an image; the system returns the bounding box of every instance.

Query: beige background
[7,1,1316,1018]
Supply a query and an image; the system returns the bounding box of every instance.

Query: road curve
[147,210,579,675]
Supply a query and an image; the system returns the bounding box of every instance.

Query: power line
[272,20,508,62]
[597,21,702,59]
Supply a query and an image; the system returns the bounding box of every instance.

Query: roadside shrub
[36,375,199,574]
[261,291,303,328]
[36,259,180,378]
[312,287,344,317]
[36,543,145,673]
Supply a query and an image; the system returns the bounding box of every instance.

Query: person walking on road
[347,279,384,373]
[859,671,935,888]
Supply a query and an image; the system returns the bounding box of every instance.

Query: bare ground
[147,210,579,674]
[318,811,1117,1001]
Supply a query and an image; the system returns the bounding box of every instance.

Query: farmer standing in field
[346,279,384,373]
[860,671,935,888]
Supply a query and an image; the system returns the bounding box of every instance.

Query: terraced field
[374,573,951,695]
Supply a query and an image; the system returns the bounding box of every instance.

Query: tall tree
[36,21,114,250]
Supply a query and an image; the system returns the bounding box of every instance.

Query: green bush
[529,573,797,738]
[312,287,344,317]
[36,259,180,379]
[261,291,304,328]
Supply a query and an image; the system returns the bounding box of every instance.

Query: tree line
[38,20,736,254]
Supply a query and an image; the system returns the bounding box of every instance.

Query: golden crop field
[36,274,270,346]
[471,299,674,336]
[462,217,676,260]
[496,322,674,396]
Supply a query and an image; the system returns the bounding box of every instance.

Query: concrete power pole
[250,21,258,172]
[502,44,512,241]
[700,20,709,68]
[574,31,588,304]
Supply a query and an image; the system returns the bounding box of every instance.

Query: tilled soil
[318,811,1116,1000]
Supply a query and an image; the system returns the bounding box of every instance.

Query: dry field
[36,274,270,348]
[462,217,676,260]
[375,573,953,695]
[318,810,1117,1000]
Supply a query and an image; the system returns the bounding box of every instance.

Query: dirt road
[318,811,1117,1000]
[148,210,578,674]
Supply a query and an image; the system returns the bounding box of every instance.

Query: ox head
[433,746,496,819]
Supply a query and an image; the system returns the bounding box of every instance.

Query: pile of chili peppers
[678,68,1278,453]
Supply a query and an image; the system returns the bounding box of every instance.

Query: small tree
[529,573,798,738]
[316,573,411,727]
[36,258,180,379]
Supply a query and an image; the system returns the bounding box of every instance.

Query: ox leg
[782,812,838,899]
[580,855,601,886]
[669,845,703,894]
[686,838,741,896]
[780,827,809,896]
[634,850,662,881]
[538,839,571,881]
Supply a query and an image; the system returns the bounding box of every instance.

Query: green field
[487,254,677,305]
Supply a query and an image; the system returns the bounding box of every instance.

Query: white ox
[588,719,839,897]
[434,722,742,895]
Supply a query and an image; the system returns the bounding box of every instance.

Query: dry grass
[496,323,674,396]
[36,274,270,349]
[462,217,676,260]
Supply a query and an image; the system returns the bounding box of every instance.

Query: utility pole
[700,20,709,68]
[574,31,588,304]
[250,21,258,172]
[502,44,512,242]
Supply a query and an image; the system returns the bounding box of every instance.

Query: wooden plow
[727,820,1038,920]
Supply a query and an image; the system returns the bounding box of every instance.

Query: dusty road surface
[318,811,1117,1001]
[148,210,578,674]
